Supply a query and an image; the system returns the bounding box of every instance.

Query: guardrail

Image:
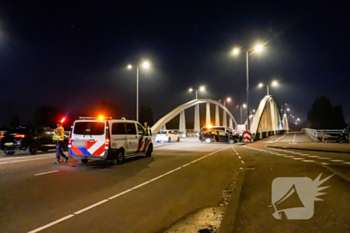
[302,128,344,142]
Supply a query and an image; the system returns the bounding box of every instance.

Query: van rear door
[71,121,106,157]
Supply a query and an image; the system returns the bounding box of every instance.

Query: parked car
[0,127,68,155]
[199,130,239,144]
[155,130,180,143]
[200,126,236,135]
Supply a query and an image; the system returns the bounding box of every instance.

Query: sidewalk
[266,142,350,153]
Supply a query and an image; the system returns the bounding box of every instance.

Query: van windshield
[74,122,105,135]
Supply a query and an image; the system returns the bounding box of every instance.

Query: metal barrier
[302,128,343,142]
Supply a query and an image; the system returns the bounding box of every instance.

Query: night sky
[0,0,349,127]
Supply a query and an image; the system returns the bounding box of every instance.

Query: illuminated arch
[151,99,238,134]
[250,95,288,138]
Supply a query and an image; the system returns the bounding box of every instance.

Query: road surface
[1,133,350,233]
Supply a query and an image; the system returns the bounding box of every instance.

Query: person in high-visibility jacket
[53,121,68,164]
[143,122,152,136]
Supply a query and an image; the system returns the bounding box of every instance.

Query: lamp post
[258,81,278,96]
[127,61,150,122]
[236,104,247,124]
[189,86,206,99]
[232,44,263,130]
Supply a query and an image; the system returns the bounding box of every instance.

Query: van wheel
[78,159,88,164]
[146,144,153,157]
[205,138,212,144]
[26,143,38,155]
[168,137,171,143]
[177,137,180,142]
[112,150,125,165]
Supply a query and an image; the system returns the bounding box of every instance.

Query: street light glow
[232,48,240,55]
[127,64,132,69]
[258,83,264,87]
[255,44,263,52]
[142,61,150,68]
[272,80,278,86]
[199,86,205,92]
[297,118,300,121]
[243,104,247,108]
[189,88,193,92]
[226,97,231,102]
[287,108,290,111]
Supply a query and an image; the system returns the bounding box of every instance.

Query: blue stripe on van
[78,147,91,156]
[70,149,76,155]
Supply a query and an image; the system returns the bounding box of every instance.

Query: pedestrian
[53,121,68,164]
[143,122,152,136]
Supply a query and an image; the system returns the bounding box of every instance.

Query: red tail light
[105,138,110,146]
[15,134,25,138]
[0,135,4,139]
[200,134,204,136]
[68,136,72,145]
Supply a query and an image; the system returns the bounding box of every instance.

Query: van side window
[112,123,126,135]
[137,123,145,135]
[125,123,136,135]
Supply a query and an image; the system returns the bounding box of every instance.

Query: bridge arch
[151,99,238,134]
[250,95,288,139]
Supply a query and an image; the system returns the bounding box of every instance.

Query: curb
[218,169,245,233]
[266,146,350,154]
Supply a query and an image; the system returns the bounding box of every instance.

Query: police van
[68,117,153,164]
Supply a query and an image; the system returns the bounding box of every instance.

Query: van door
[111,122,126,150]
[125,122,138,154]
[71,121,106,157]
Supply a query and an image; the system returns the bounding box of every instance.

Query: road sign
[243,130,252,142]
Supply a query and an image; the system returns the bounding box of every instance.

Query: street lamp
[232,43,264,130]
[189,86,206,99]
[236,104,247,124]
[127,61,150,122]
[221,97,231,107]
[258,80,278,95]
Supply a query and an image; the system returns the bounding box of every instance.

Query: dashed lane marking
[27,146,231,233]
[302,160,315,163]
[34,170,59,176]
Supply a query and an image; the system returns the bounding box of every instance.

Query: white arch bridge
[151,96,289,140]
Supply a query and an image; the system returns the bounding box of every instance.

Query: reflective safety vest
[53,126,65,141]
[144,126,152,136]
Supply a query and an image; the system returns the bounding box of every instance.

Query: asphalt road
[1,133,350,233]
[0,138,242,233]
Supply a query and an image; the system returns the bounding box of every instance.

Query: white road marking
[319,157,331,160]
[322,163,330,165]
[302,160,315,162]
[238,156,241,159]
[0,153,55,161]
[292,158,303,160]
[343,162,350,165]
[28,146,231,233]
[331,159,344,162]
[28,215,74,233]
[292,133,296,143]
[34,170,59,176]
[273,134,288,142]
[241,160,245,164]
[0,156,55,165]
[308,155,319,158]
